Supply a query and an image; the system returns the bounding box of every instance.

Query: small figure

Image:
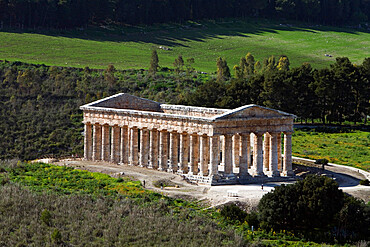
[261,183,264,190]
[143,180,146,188]
[160,182,163,190]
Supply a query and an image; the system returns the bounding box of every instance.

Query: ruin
[80,93,295,185]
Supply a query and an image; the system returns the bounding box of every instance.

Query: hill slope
[1,19,369,72]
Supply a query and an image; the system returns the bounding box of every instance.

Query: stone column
[199,135,210,176]
[263,133,270,171]
[84,123,92,160]
[252,132,264,176]
[149,129,159,169]
[224,134,233,175]
[221,136,225,165]
[111,125,120,163]
[169,131,179,172]
[120,126,129,164]
[232,134,240,168]
[269,132,280,177]
[209,135,220,177]
[239,133,250,178]
[283,132,294,176]
[129,127,139,166]
[179,132,189,173]
[158,130,168,171]
[139,128,149,167]
[92,124,102,161]
[102,125,110,161]
[277,133,282,171]
[189,134,199,175]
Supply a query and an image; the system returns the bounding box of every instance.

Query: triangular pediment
[213,105,295,120]
[81,93,163,112]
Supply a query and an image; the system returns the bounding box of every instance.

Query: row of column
[84,123,293,177]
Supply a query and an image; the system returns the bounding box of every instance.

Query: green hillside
[1,19,369,73]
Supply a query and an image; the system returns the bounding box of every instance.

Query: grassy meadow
[1,19,369,72]
[292,129,370,171]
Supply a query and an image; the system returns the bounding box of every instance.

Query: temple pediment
[214,105,295,120]
[82,93,163,112]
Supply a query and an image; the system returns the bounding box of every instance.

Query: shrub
[359,179,369,186]
[315,158,328,165]
[220,203,247,223]
[51,229,62,243]
[40,209,52,226]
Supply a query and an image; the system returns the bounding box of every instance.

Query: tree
[245,52,255,75]
[173,55,184,74]
[277,55,290,71]
[258,175,344,231]
[149,49,159,75]
[216,57,230,82]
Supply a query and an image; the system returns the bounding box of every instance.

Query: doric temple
[80,93,296,185]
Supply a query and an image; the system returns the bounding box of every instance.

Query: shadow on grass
[1,18,369,48]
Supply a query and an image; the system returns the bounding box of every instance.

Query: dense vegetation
[1,0,369,29]
[292,128,370,171]
[1,19,370,72]
[189,56,370,125]
[258,175,370,243]
[0,161,368,245]
[0,161,245,246]
[0,56,369,161]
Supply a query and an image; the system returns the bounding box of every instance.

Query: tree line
[186,55,370,125]
[0,55,369,160]
[0,0,369,29]
[0,60,201,160]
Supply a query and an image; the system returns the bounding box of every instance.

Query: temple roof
[80,93,296,120]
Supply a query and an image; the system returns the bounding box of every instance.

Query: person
[143,180,145,188]
[160,182,163,190]
[261,183,264,190]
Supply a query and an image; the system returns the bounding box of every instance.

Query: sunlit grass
[292,129,370,171]
[1,18,369,73]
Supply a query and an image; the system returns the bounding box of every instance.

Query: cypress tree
[149,49,159,75]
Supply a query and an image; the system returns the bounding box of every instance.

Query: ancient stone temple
[80,93,295,185]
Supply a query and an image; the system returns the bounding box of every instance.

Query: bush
[51,229,62,243]
[258,175,344,232]
[40,209,52,226]
[315,158,328,165]
[220,203,247,223]
[359,179,369,186]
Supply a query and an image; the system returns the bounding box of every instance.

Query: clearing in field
[0,19,369,72]
[292,129,370,171]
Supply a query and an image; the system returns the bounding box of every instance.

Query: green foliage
[153,179,177,188]
[315,159,328,165]
[6,162,154,198]
[216,57,231,82]
[1,19,370,73]
[335,195,370,241]
[149,49,159,75]
[360,179,369,186]
[292,129,370,171]
[220,203,248,223]
[40,209,52,226]
[51,229,62,243]
[0,61,202,160]
[258,175,344,232]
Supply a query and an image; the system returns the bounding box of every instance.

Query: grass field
[1,19,369,72]
[292,129,370,171]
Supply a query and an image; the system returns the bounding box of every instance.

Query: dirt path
[53,159,370,207]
